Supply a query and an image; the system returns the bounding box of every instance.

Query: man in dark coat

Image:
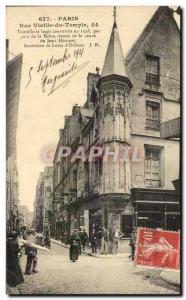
[129,230,136,261]
[90,229,98,254]
[25,229,38,274]
[6,231,24,287]
[80,229,88,251]
[44,231,51,249]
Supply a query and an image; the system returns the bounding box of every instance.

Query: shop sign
[135,228,180,270]
[108,212,120,229]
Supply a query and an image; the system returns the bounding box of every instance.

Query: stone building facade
[33,166,53,232]
[6,40,23,231]
[18,205,33,229]
[52,7,180,241]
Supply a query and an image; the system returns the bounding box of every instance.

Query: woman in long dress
[69,230,80,262]
[6,231,24,287]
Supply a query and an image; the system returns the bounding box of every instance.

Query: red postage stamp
[135,228,180,270]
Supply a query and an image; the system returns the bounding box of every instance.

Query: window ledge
[145,127,160,132]
[145,81,161,89]
[145,185,163,189]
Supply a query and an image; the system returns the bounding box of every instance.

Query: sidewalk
[51,238,130,259]
[51,238,99,255]
[160,270,180,287]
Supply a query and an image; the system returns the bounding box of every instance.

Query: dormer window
[145,54,160,85]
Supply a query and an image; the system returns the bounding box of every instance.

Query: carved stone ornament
[104,102,114,117]
[116,89,125,96]
[115,102,124,116]
[124,97,130,119]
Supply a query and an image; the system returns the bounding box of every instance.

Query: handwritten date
[26,47,89,96]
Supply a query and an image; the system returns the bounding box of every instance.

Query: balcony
[146,119,160,131]
[146,73,160,86]
[160,117,180,139]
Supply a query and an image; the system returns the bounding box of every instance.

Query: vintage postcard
[6,5,181,295]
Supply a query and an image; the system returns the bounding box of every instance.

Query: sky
[6,6,179,212]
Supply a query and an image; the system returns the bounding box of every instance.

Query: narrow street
[16,242,180,295]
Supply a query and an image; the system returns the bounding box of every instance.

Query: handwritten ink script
[26,48,89,95]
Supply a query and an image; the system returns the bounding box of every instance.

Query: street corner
[87,252,132,260]
[87,252,101,258]
[133,267,180,294]
[160,270,180,287]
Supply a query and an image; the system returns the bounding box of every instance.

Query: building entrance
[89,209,102,248]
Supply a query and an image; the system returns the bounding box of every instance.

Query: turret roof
[101,21,127,77]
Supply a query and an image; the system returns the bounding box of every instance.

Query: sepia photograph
[5,4,181,295]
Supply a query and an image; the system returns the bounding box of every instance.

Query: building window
[146,55,160,85]
[146,101,160,130]
[145,147,161,187]
[45,186,51,197]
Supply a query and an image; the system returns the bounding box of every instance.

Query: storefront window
[137,211,164,229]
[166,214,180,231]
[121,215,133,238]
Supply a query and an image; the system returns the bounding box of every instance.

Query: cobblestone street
[12,242,180,295]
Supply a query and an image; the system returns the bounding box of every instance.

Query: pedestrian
[113,228,123,254]
[25,228,38,275]
[60,229,65,244]
[69,230,80,262]
[80,229,88,251]
[44,231,51,249]
[129,230,136,261]
[77,229,82,255]
[108,228,115,254]
[90,229,98,254]
[101,227,109,255]
[6,231,24,287]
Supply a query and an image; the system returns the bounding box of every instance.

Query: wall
[126,8,180,135]
[126,8,180,191]
[131,135,180,189]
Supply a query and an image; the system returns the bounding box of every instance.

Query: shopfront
[132,188,180,231]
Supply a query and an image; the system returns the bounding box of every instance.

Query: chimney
[87,69,100,104]
[72,103,80,114]
[64,115,70,126]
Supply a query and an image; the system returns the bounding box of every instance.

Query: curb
[160,271,180,287]
[87,252,131,259]
[51,239,130,259]
[51,239,92,256]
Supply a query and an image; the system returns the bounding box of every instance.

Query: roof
[80,107,94,118]
[101,22,127,77]
[125,6,180,65]
[79,107,94,125]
